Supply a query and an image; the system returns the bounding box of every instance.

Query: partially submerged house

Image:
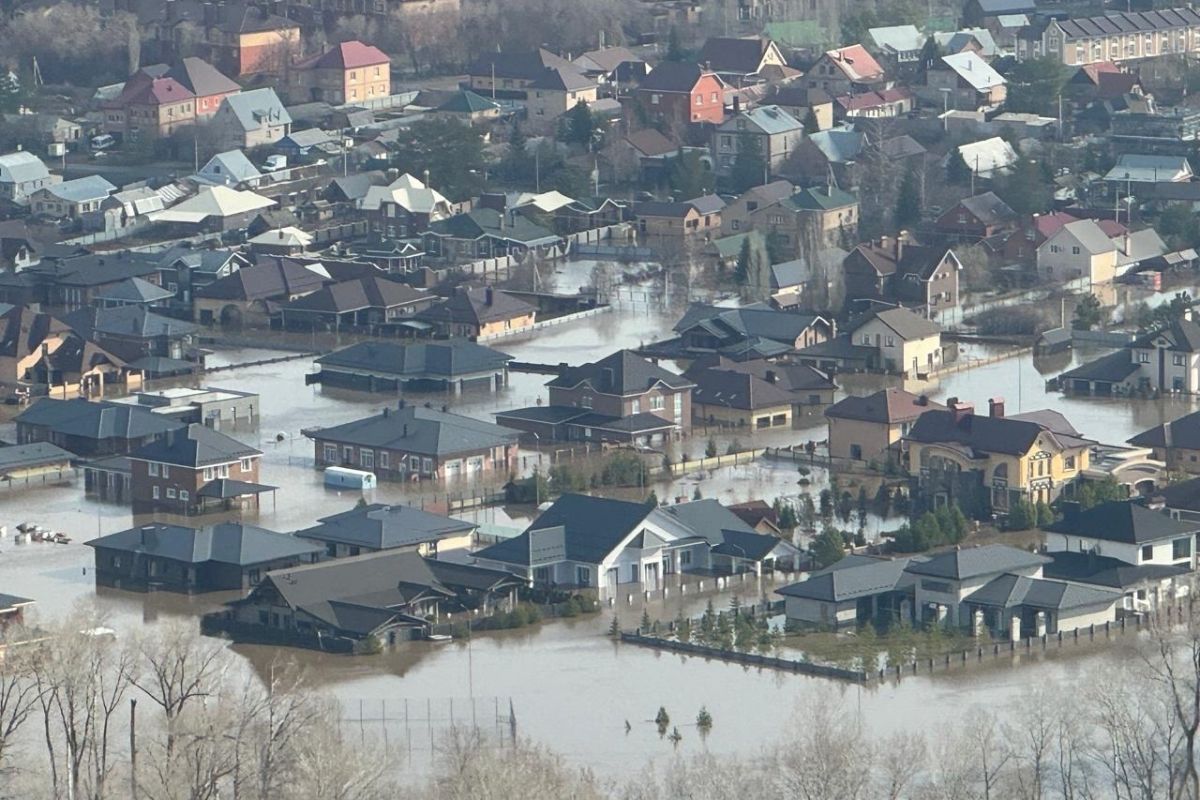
[297,502,477,558]
[309,339,512,393]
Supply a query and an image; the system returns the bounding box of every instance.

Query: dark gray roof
[310,405,519,456]
[1129,410,1200,450]
[197,478,276,498]
[1132,317,1200,353]
[1059,349,1140,385]
[414,286,536,327]
[0,442,74,471]
[673,303,828,349]
[15,398,183,440]
[63,305,198,340]
[282,277,427,314]
[1156,477,1200,512]
[298,503,476,550]
[964,574,1120,611]
[131,423,261,467]
[957,192,1017,226]
[777,555,912,602]
[906,408,1092,456]
[825,388,941,424]
[1045,501,1200,544]
[641,61,710,92]
[1043,551,1191,589]
[547,350,693,395]
[904,544,1049,580]
[93,276,175,305]
[196,259,326,301]
[0,593,34,611]
[566,411,679,433]
[850,307,941,340]
[690,368,794,411]
[475,493,653,566]
[85,522,320,566]
[494,405,591,424]
[685,357,835,394]
[697,36,774,75]
[316,339,511,379]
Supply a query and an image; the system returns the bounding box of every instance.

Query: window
[203,466,214,480]
[323,444,337,462]
[861,334,871,345]
[885,336,895,347]
[343,446,353,462]
[650,93,660,104]
[1064,455,1076,470]
[361,449,374,469]
[1142,544,1154,561]
[410,455,420,471]
[1139,352,1151,363]
[240,458,252,472]
[148,462,159,477]
[576,566,591,585]
[161,463,170,478]
[152,486,160,500]
[1071,246,1080,255]
[581,394,593,409]
[179,490,189,502]
[1175,354,1186,366]
[422,458,433,474]
[674,393,682,421]
[680,550,692,566]
[1174,537,1193,560]
[166,488,176,499]
[379,451,389,469]
[631,399,641,414]
[650,395,664,411]
[695,95,703,105]
[218,465,229,479]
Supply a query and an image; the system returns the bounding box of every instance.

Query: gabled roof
[63,305,197,340]
[640,62,721,93]
[195,258,325,301]
[415,286,536,327]
[547,349,693,395]
[684,355,835,393]
[821,45,885,83]
[573,46,644,74]
[299,40,390,70]
[131,423,261,467]
[317,339,511,378]
[153,185,275,224]
[298,502,475,551]
[41,175,115,204]
[626,128,678,158]
[86,522,319,566]
[851,306,941,340]
[219,88,291,134]
[719,104,802,135]
[690,368,794,410]
[1055,9,1200,41]
[309,404,519,456]
[425,208,559,245]
[868,24,924,53]
[1130,410,1200,450]
[1043,550,1189,589]
[696,36,779,75]
[1104,153,1193,183]
[1130,316,1200,354]
[15,398,183,440]
[196,150,262,186]
[806,128,864,163]
[825,388,942,424]
[1044,219,1116,256]
[467,48,574,81]
[904,544,1049,580]
[165,57,240,97]
[91,277,176,305]
[785,185,857,211]
[953,192,1017,227]
[528,66,594,91]
[939,51,1005,93]
[282,276,424,314]
[359,172,451,214]
[0,151,50,184]
[954,137,1018,176]
[114,74,195,107]
[1045,501,1200,544]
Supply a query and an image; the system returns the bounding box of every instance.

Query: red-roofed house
[165,57,242,119]
[292,40,391,105]
[104,71,197,141]
[834,87,913,119]
[1002,211,1079,264]
[806,45,888,97]
[635,62,727,125]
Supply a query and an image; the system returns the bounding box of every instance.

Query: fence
[602,567,802,608]
[651,448,766,477]
[620,632,869,682]
[335,696,519,764]
[475,305,613,342]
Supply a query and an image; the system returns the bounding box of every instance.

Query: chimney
[485,286,494,306]
[896,231,906,260]
[383,407,390,418]
[916,394,928,406]
[733,95,741,114]
[988,396,1005,418]
[947,397,974,422]
[140,524,156,545]
[1164,419,1173,449]
[402,423,408,437]
[765,369,776,383]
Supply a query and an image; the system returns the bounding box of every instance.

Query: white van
[90,134,116,151]
[324,466,377,490]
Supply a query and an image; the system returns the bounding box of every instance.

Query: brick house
[635,62,727,126]
[292,40,391,105]
[933,192,1017,242]
[104,72,197,140]
[843,233,962,319]
[805,45,888,97]
[308,404,520,481]
[129,423,266,515]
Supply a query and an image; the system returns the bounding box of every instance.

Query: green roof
[438,90,500,114]
[710,230,764,259]
[786,186,858,211]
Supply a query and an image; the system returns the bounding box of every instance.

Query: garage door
[466,457,484,473]
[444,460,462,477]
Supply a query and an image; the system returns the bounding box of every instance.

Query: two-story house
[922,52,1006,111]
[211,88,292,150]
[695,36,791,86]
[496,350,695,445]
[525,67,599,129]
[847,307,943,377]
[1129,407,1200,470]
[842,234,962,319]
[1031,8,1200,67]
[466,48,577,96]
[291,40,391,105]
[711,105,805,179]
[104,71,197,141]
[933,192,1017,242]
[825,388,943,465]
[906,398,1093,514]
[129,423,267,515]
[805,45,888,97]
[634,62,727,126]
[646,302,834,360]
[1037,217,1119,287]
[413,286,536,340]
[746,185,859,256]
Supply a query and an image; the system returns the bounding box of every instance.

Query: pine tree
[729,132,767,193]
[894,167,922,229]
[946,149,972,184]
[734,237,752,285]
[666,27,685,62]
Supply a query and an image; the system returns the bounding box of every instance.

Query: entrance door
[605,568,618,594]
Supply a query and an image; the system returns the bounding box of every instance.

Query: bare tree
[0,635,38,776]
[1141,612,1200,800]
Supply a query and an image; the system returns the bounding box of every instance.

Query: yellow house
[291,41,391,105]
[525,67,599,130]
[825,388,943,464]
[906,398,1093,513]
[691,368,794,430]
[850,307,943,377]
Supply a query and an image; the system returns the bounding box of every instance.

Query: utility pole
[130,699,138,800]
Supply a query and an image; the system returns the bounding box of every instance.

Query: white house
[0,151,58,205]
[850,306,942,377]
[473,494,800,596]
[948,136,1018,178]
[1036,218,1117,286]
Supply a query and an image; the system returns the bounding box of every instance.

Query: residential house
[360,173,454,238]
[848,306,944,376]
[719,180,794,235]
[433,90,503,123]
[0,594,34,637]
[963,0,1036,27]
[784,126,863,187]
[110,387,258,430]
[164,57,242,118]
[307,403,520,481]
[216,550,523,650]
[422,209,563,264]
[86,522,320,593]
[279,277,432,331]
[292,40,391,105]
[1037,218,1118,286]
[474,493,801,594]
[185,5,302,77]
[157,246,250,307]
[1062,313,1200,396]
[62,305,199,367]
[103,71,197,141]
[834,88,915,120]
[746,185,859,255]
[414,286,536,340]
[0,151,57,205]
[767,249,847,309]
[30,176,116,220]
[777,554,913,630]
[298,502,477,559]
[129,424,269,514]
[211,88,292,150]
[195,150,264,189]
[906,398,1093,512]
[868,24,925,63]
[0,303,139,396]
[497,349,694,445]
[1030,8,1200,66]
[194,258,326,327]
[634,62,727,126]
[685,355,837,414]
[843,234,962,319]
[1129,409,1200,471]
[571,46,648,86]
[525,67,599,129]
[647,302,833,360]
[924,52,1007,110]
[711,105,804,178]
[311,339,511,394]
[767,86,833,131]
[152,185,276,233]
[825,388,942,464]
[933,191,1018,242]
[247,227,312,257]
[16,398,182,457]
[1103,154,1194,197]
[690,367,795,429]
[0,442,73,482]
[695,36,791,86]
[805,45,888,97]
[634,200,720,239]
[1042,501,1197,612]
[1002,210,1089,265]
[466,49,579,96]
